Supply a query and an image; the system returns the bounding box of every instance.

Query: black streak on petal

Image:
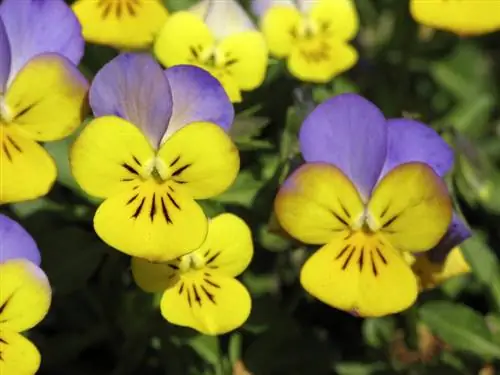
[206,251,221,265]
[122,163,139,175]
[132,197,146,219]
[204,278,220,288]
[160,197,173,224]
[358,247,364,271]
[335,245,350,260]
[127,193,139,205]
[6,135,21,152]
[149,193,157,222]
[201,284,216,304]
[172,164,191,177]
[376,248,388,265]
[341,247,356,270]
[167,193,180,210]
[178,282,185,295]
[193,284,202,306]
[370,250,378,277]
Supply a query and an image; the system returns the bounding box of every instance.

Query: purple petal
[251,0,294,17]
[0,214,40,265]
[380,118,454,179]
[90,53,173,149]
[162,65,234,142]
[426,213,472,263]
[299,93,387,200]
[0,0,84,84]
[0,19,11,93]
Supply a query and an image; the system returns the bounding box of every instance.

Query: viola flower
[0,214,51,375]
[0,0,88,204]
[410,0,500,36]
[131,213,253,335]
[72,0,168,48]
[154,0,268,103]
[253,0,358,83]
[70,53,239,262]
[274,93,467,317]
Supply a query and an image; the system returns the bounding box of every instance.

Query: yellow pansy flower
[254,0,359,82]
[132,213,253,335]
[410,0,500,36]
[72,0,168,48]
[154,0,268,103]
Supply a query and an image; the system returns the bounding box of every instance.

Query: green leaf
[212,170,264,207]
[419,301,500,359]
[362,316,397,349]
[228,332,243,366]
[334,362,391,375]
[186,335,221,367]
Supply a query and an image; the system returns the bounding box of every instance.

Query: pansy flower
[253,0,358,83]
[274,93,470,317]
[132,213,253,335]
[410,0,500,36]
[70,53,239,262]
[72,0,168,48]
[0,0,88,204]
[0,214,51,375]
[154,0,268,103]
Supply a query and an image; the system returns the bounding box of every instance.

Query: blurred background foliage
[3,0,500,374]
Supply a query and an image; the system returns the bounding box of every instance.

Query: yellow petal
[206,68,242,103]
[0,128,56,204]
[157,122,240,199]
[308,0,359,41]
[160,272,251,335]
[131,257,179,293]
[261,5,301,58]
[0,330,41,375]
[193,213,253,277]
[288,38,358,83]
[274,163,364,245]
[410,0,500,36]
[94,179,208,262]
[300,232,418,317]
[4,54,88,142]
[368,162,452,253]
[70,116,155,199]
[154,11,214,68]
[217,31,268,91]
[72,0,168,48]
[0,260,51,332]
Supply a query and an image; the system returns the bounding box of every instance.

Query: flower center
[178,252,205,273]
[290,18,333,63]
[187,43,238,75]
[0,98,13,125]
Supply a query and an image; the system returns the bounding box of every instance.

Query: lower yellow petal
[72,0,168,48]
[288,38,358,83]
[0,260,51,332]
[261,5,301,58]
[300,232,418,317]
[131,257,180,293]
[4,54,87,142]
[0,128,56,204]
[160,272,251,335]
[0,330,41,375]
[217,32,268,91]
[274,163,364,245]
[158,122,240,200]
[368,162,452,253]
[94,179,208,262]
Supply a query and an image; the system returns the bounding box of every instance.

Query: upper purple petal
[0,214,40,265]
[0,19,11,93]
[90,53,174,149]
[162,65,234,142]
[379,118,454,179]
[426,213,472,263]
[299,93,387,200]
[0,0,84,84]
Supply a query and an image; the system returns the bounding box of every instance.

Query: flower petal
[72,0,168,48]
[426,213,471,263]
[300,232,418,317]
[154,12,214,68]
[0,214,39,265]
[308,0,359,41]
[216,31,268,91]
[161,273,251,335]
[410,0,500,36]
[162,65,234,141]
[70,116,155,199]
[274,163,364,245]
[131,257,180,293]
[0,128,56,204]
[0,0,83,83]
[0,259,51,332]
[4,53,88,142]
[368,162,452,253]
[90,53,173,149]
[288,38,357,83]
[299,94,387,200]
[193,213,253,277]
[252,0,294,17]
[157,122,240,199]
[261,5,301,58]
[380,118,454,179]
[0,19,11,93]
[0,330,41,375]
